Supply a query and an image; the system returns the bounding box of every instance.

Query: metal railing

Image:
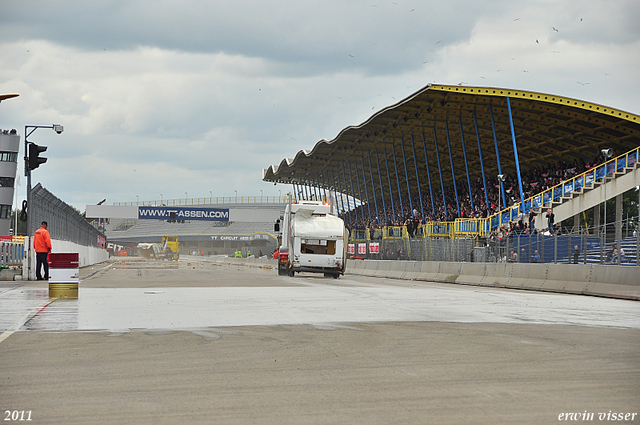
[484,146,639,231]
[114,195,291,207]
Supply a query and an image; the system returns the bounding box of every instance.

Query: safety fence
[349,224,640,266]
[29,183,106,248]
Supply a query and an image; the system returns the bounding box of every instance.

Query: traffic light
[28,143,47,170]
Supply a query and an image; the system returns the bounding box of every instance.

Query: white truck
[276,200,347,278]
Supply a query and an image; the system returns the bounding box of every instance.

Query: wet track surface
[2,257,639,334]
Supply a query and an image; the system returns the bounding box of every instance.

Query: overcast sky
[1,0,639,211]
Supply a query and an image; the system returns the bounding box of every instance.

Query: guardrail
[115,195,291,207]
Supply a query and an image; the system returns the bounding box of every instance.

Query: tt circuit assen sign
[138,207,229,222]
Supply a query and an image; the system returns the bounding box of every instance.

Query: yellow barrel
[49,282,78,298]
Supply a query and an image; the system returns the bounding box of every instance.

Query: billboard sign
[138,206,230,221]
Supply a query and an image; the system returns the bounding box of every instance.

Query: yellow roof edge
[429,84,639,124]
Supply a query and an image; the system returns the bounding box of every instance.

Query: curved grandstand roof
[262,84,640,200]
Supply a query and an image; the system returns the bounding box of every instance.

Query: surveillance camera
[53,125,63,134]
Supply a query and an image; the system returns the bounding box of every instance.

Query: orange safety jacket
[34,227,52,253]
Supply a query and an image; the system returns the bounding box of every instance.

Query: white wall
[23,237,109,280]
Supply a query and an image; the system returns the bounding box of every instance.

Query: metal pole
[341,163,352,223]
[360,156,372,222]
[458,116,474,211]
[445,121,461,216]
[391,143,404,217]
[473,111,490,212]
[506,97,526,210]
[410,135,425,221]
[421,132,435,216]
[489,104,507,209]
[383,147,396,221]
[347,161,358,225]
[432,127,448,217]
[375,150,388,223]
[400,137,413,216]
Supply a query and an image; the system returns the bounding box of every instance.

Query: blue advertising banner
[138,206,230,221]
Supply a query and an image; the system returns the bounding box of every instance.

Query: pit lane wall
[200,256,639,300]
[346,259,640,301]
[23,238,109,280]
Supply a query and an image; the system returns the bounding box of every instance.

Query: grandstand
[262,84,640,265]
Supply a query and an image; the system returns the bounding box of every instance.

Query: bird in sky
[577,81,589,86]
[514,18,520,21]
[552,26,559,32]
[348,54,355,58]
[436,40,442,44]
[536,39,539,43]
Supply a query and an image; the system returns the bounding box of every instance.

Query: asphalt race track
[1,257,638,424]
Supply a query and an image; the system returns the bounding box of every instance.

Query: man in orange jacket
[34,221,52,280]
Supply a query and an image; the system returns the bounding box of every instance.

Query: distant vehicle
[137,236,180,260]
[276,200,347,278]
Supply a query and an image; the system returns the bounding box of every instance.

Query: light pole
[24,124,63,280]
[234,190,237,202]
[601,148,613,261]
[136,195,139,205]
[160,194,163,205]
[497,174,506,227]
[185,192,188,204]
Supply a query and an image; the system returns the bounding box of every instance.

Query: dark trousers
[36,252,49,280]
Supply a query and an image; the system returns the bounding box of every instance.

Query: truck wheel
[332,273,339,279]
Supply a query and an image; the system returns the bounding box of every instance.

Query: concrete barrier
[346,259,640,301]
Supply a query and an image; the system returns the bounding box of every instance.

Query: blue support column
[347,161,359,224]
[331,169,343,216]
[445,121,461,216]
[400,137,414,216]
[293,183,298,202]
[304,181,309,200]
[391,143,404,217]
[421,132,436,216]
[341,163,353,223]
[383,147,396,221]
[334,167,346,218]
[375,150,388,223]
[458,116,474,211]
[352,160,366,221]
[433,127,448,217]
[489,104,507,209]
[367,152,380,223]
[410,135,425,220]
[360,156,372,222]
[319,173,326,202]
[313,178,319,201]
[473,110,490,210]
[506,97,526,211]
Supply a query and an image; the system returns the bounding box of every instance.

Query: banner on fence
[358,244,367,255]
[369,242,379,254]
[347,244,355,254]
